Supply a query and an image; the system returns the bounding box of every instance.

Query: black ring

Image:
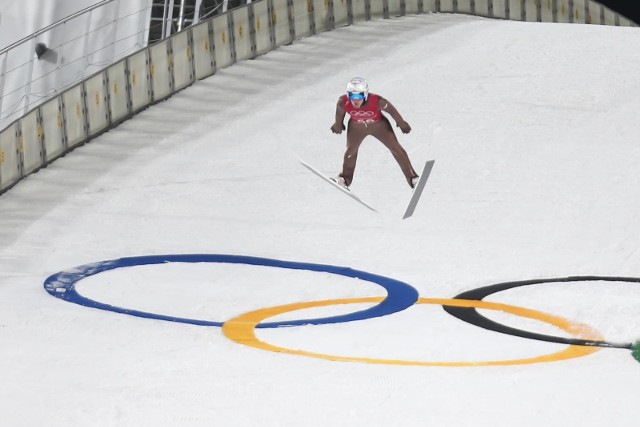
[446,276,638,349]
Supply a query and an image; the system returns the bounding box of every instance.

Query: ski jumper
[337,93,417,186]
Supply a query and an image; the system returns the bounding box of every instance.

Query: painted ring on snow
[43,254,419,328]
[222,297,603,366]
[446,276,639,349]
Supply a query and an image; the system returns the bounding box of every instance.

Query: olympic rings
[222,297,602,366]
[43,254,419,328]
[44,254,638,366]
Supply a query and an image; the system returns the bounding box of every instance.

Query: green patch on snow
[632,341,640,363]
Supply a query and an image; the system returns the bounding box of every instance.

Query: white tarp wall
[0,0,153,130]
[0,0,635,193]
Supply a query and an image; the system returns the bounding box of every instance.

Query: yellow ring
[222,297,602,366]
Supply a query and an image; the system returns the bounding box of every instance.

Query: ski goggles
[348,92,365,100]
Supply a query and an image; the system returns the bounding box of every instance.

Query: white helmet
[346,77,369,100]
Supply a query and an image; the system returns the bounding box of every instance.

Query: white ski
[298,159,378,212]
[403,159,435,220]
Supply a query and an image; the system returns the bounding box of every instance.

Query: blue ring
[44,254,419,328]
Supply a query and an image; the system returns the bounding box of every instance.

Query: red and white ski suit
[331,93,417,187]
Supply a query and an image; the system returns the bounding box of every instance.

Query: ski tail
[298,158,378,212]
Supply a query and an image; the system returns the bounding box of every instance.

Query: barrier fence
[0,0,635,195]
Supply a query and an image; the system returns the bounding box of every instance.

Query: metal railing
[148,0,228,43]
[0,1,116,57]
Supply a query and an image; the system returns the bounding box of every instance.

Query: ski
[298,159,378,212]
[403,159,435,220]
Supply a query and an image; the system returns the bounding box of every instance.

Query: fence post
[23,39,37,116]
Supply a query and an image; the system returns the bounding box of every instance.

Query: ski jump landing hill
[0,0,635,196]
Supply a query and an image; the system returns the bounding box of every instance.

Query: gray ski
[299,159,378,212]
[403,159,435,219]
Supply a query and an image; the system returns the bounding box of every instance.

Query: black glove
[331,123,346,134]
